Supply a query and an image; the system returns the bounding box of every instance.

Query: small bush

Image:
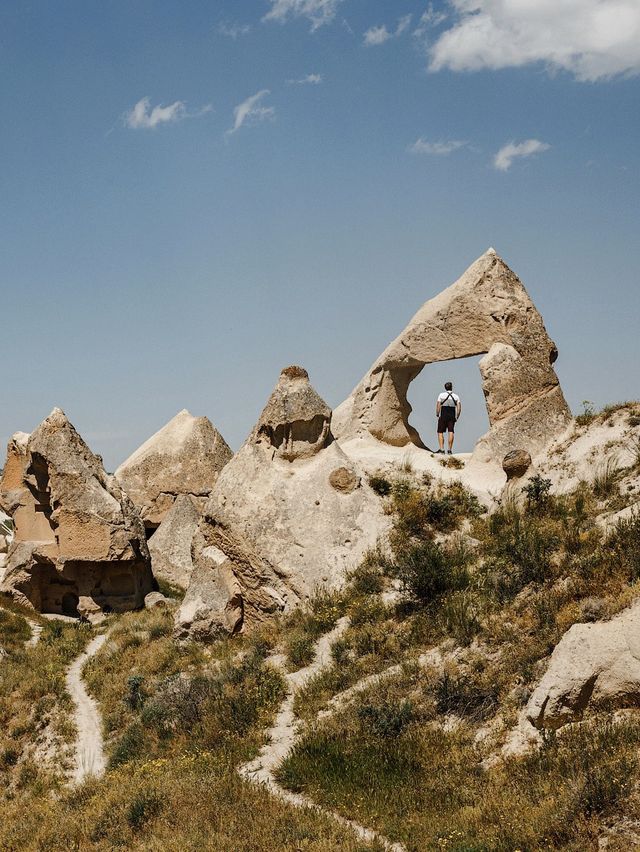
[576,399,596,426]
[522,474,552,510]
[368,474,391,496]
[286,632,315,669]
[592,457,619,499]
[433,671,498,722]
[358,699,414,738]
[126,789,162,831]
[390,540,468,604]
[125,675,146,711]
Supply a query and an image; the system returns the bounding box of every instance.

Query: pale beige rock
[144,591,169,609]
[148,495,200,590]
[0,409,153,620]
[175,368,389,640]
[332,249,571,464]
[526,599,640,730]
[115,409,232,529]
[328,466,360,493]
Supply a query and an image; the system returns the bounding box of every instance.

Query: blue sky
[1,0,639,467]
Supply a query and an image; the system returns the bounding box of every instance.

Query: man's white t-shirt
[437,391,460,409]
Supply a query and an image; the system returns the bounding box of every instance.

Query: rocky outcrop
[175,368,389,641]
[332,249,571,463]
[115,410,232,530]
[148,495,200,590]
[0,409,153,620]
[526,600,640,730]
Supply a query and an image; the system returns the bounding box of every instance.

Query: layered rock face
[526,600,640,730]
[0,409,153,620]
[175,367,389,641]
[332,249,571,462]
[115,409,232,530]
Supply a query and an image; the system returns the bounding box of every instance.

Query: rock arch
[332,249,572,462]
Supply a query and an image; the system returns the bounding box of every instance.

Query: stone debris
[175,367,389,641]
[115,409,232,530]
[332,248,571,464]
[0,409,153,621]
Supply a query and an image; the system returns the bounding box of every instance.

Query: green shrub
[286,632,315,669]
[368,474,391,496]
[433,671,498,722]
[522,474,552,510]
[358,700,414,738]
[390,540,468,604]
[126,789,162,831]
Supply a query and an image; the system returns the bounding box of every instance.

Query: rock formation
[175,367,389,641]
[332,249,571,463]
[148,494,200,590]
[526,600,640,730]
[115,409,232,531]
[502,449,532,480]
[0,409,153,620]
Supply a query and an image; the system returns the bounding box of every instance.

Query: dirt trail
[239,617,406,852]
[25,618,43,647]
[66,632,108,785]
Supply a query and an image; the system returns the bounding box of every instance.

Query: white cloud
[429,0,640,82]
[124,97,212,130]
[227,90,275,135]
[413,4,448,38]
[409,138,468,155]
[364,25,392,46]
[263,0,343,31]
[364,14,413,46]
[493,139,550,171]
[287,73,323,85]
[218,21,251,39]
[396,14,413,36]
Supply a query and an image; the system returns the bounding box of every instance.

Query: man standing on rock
[435,382,461,455]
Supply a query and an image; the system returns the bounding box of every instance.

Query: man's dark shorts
[437,409,456,434]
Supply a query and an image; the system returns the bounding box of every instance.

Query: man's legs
[438,430,445,451]
[448,428,454,452]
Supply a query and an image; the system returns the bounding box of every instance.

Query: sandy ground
[66,632,108,785]
[239,617,406,852]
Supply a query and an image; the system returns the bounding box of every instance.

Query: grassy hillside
[1,404,639,850]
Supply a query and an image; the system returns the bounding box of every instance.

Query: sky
[1,0,639,468]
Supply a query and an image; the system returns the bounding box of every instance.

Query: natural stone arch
[332,249,571,463]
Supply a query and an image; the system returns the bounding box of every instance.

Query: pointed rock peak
[253,366,332,461]
[486,246,497,255]
[115,410,233,528]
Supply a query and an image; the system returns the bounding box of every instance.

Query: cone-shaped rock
[115,409,232,529]
[0,408,153,620]
[175,367,389,641]
[332,249,571,462]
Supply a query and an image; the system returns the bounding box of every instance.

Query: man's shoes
[435,449,445,455]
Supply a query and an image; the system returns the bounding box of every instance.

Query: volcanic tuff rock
[332,249,571,463]
[526,599,640,730]
[0,408,153,620]
[502,449,532,480]
[148,494,200,590]
[115,409,232,529]
[174,367,389,641]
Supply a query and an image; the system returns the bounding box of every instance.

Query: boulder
[502,449,532,480]
[526,599,640,730]
[0,409,153,620]
[148,495,200,590]
[175,367,389,640]
[144,591,169,609]
[115,409,232,530]
[332,249,571,464]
